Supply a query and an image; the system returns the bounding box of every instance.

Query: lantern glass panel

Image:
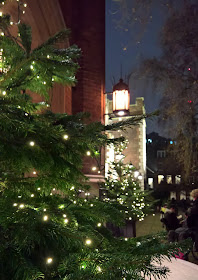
[113,89,130,112]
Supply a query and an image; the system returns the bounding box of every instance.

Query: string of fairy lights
[0,1,97,265]
[0,0,27,25]
[0,0,147,274]
[12,171,95,266]
[105,136,147,222]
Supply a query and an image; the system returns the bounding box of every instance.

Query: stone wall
[105,97,146,189]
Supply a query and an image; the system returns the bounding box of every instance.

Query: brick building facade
[4,0,105,192]
[4,0,105,119]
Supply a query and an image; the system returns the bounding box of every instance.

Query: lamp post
[112,78,130,117]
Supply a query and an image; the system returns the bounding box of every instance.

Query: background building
[146,132,197,201]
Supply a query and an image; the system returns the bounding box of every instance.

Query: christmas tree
[101,140,153,237]
[0,1,187,279]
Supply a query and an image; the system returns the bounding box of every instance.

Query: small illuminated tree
[101,140,152,237]
[104,160,147,222]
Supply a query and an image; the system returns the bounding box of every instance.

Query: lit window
[167,175,172,184]
[170,192,176,200]
[175,175,181,184]
[148,178,153,189]
[158,175,164,184]
[180,191,186,200]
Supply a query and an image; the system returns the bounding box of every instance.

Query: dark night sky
[105,0,168,135]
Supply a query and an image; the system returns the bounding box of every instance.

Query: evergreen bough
[0,1,189,279]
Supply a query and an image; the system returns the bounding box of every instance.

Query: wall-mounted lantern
[113,78,130,116]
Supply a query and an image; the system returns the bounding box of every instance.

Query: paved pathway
[145,258,198,280]
[136,213,198,280]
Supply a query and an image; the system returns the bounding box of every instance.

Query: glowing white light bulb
[13,203,17,207]
[43,208,46,212]
[0,12,2,16]
[64,218,69,224]
[37,187,41,191]
[37,75,39,79]
[19,204,24,208]
[97,266,102,272]
[117,110,125,116]
[43,81,46,85]
[124,238,128,241]
[29,141,35,146]
[24,3,27,7]
[97,223,102,227]
[46,258,53,264]
[90,204,93,207]
[47,55,50,59]
[43,215,48,221]
[86,151,91,156]
[92,166,97,171]
[33,171,37,175]
[30,65,34,70]
[63,134,68,140]
[31,194,34,197]
[2,91,6,95]
[85,239,92,245]
[70,186,75,190]
[63,214,67,218]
